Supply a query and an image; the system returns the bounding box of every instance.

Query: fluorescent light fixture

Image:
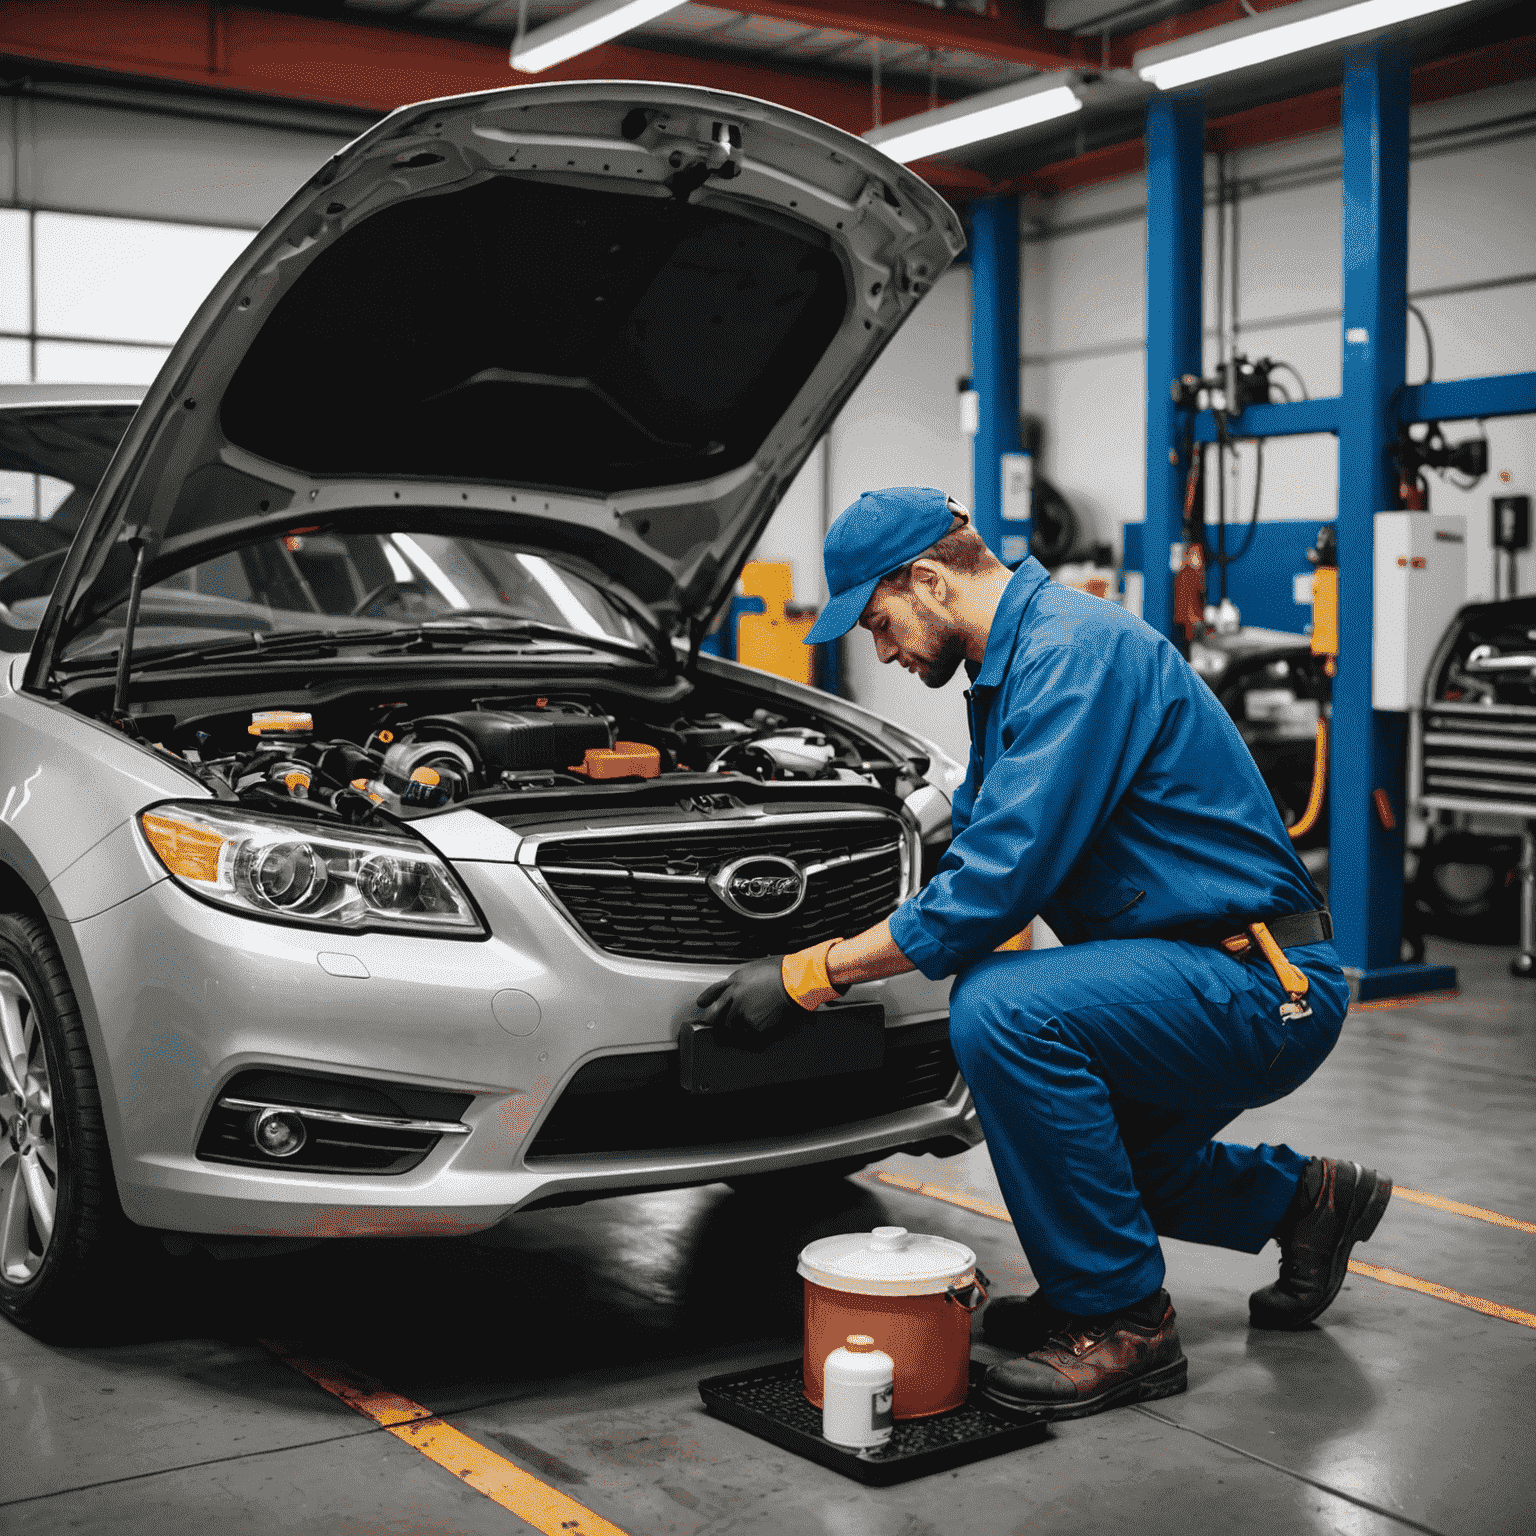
[511,0,687,74]
[1135,0,1477,91]
[392,534,468,610]
[864,73,1082,165]
[517,553,606,637]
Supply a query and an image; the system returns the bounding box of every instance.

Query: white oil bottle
[822,1334,895,1449]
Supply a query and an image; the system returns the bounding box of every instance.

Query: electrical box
[1000,453,1033,521]
[999,453,1033,564]
[1372,512,1466,711]
[1492,494,1530,553]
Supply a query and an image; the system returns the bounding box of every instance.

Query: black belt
[1232,909,1333,949]
[1170,908,1333,951]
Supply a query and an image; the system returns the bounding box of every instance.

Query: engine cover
[406,706,614,773]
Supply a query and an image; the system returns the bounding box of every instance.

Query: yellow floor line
[865,1168,1014,1222]
[1345,1260,1536,1329]
[1395,1186,1536,1234]
[262,1340,633,1536]
[867,1171,1536,1329]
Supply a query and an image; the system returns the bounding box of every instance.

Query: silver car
[0,81,976,1336]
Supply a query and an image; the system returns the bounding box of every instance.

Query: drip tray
[698,1358,1049,1487]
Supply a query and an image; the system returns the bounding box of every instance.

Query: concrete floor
[2,937,1531,1536]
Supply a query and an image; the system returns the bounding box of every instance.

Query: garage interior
[0,3,1532,1534]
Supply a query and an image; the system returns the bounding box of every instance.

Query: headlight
[138,803,484,937]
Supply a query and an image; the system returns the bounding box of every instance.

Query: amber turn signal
[141,810,228,883]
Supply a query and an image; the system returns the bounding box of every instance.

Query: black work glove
[695,956,804,1049]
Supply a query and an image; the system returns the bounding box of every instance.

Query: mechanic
[696,485,1393,1424]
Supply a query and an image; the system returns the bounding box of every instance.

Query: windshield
[58,531,649,664]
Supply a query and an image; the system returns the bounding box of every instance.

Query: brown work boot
[1249,1157,1393,1330]
[980,1290,1187,1422]
[980,1288,1069,1354]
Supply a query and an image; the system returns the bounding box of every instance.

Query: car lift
[1136,36,1536,1003]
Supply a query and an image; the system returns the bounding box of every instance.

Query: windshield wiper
[68,625,370,675]
[68,615,656,677]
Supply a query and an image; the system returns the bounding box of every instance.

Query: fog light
[250,1106,307,1158]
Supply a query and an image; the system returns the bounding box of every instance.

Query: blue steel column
[1332,38,1411,976]
[969,197,1023,556]
[1143,93,1205,638]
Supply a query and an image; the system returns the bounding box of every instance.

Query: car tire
[0,911,137,1339]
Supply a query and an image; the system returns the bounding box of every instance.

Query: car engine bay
[139,682,927,822]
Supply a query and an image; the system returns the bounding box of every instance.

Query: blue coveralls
[887,557,1348,1315]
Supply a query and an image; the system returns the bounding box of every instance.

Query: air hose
[1288,716,1328,841]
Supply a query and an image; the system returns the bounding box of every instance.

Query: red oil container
[799,1226,985,1419]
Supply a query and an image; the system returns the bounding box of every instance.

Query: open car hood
[28,82,961,684]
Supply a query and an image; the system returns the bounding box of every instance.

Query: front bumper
[61,853,972,1238]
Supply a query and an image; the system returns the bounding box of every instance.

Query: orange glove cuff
[781,939,845,1011]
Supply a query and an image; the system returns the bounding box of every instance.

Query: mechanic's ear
[909,559,950,613]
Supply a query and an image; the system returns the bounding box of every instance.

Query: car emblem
[707,854,807,920]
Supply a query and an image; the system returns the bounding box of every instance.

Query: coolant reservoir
[248,710,313,737]
[569,741,661,780]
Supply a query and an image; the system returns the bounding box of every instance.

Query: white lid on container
[797,1226,977,1297]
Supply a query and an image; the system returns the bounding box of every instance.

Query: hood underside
[30,82,962,685]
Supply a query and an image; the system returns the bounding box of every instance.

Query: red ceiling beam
[0,1,895,120]
[735,1,1095,71]
[1012,30,1536,200]
[1119,0,1300,64]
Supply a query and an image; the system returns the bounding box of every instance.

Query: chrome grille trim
[520,809,915,963]
[536,841,902,884]
[218,1096,471,1136]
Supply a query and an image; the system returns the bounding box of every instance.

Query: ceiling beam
[0,0,988,190]
[732,1,1098,71]
[1121,0,1303,61]
[1012,29,1536,200]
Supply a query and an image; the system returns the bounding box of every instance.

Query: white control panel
[1373,512,1466,710]
[1000,452,1033,521]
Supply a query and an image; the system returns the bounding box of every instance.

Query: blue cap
[804,487,956,646]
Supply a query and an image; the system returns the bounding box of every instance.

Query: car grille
[525,1020,956,1162]
[533,815,907,962]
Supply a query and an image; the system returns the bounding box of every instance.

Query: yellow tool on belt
[1221,922,1313,1021]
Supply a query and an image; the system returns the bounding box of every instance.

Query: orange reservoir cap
[569,741,661,780]
[249,709,313,736]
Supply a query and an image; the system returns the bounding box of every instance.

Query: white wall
[1,96,357,224]
[1020,77,1536,605]
[0,93,356,385]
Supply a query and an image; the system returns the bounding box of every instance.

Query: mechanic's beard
[921,632,967,689]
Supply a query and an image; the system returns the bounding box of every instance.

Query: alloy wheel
[0,969,57,1283]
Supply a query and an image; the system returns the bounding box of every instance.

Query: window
[0,207,256,392]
